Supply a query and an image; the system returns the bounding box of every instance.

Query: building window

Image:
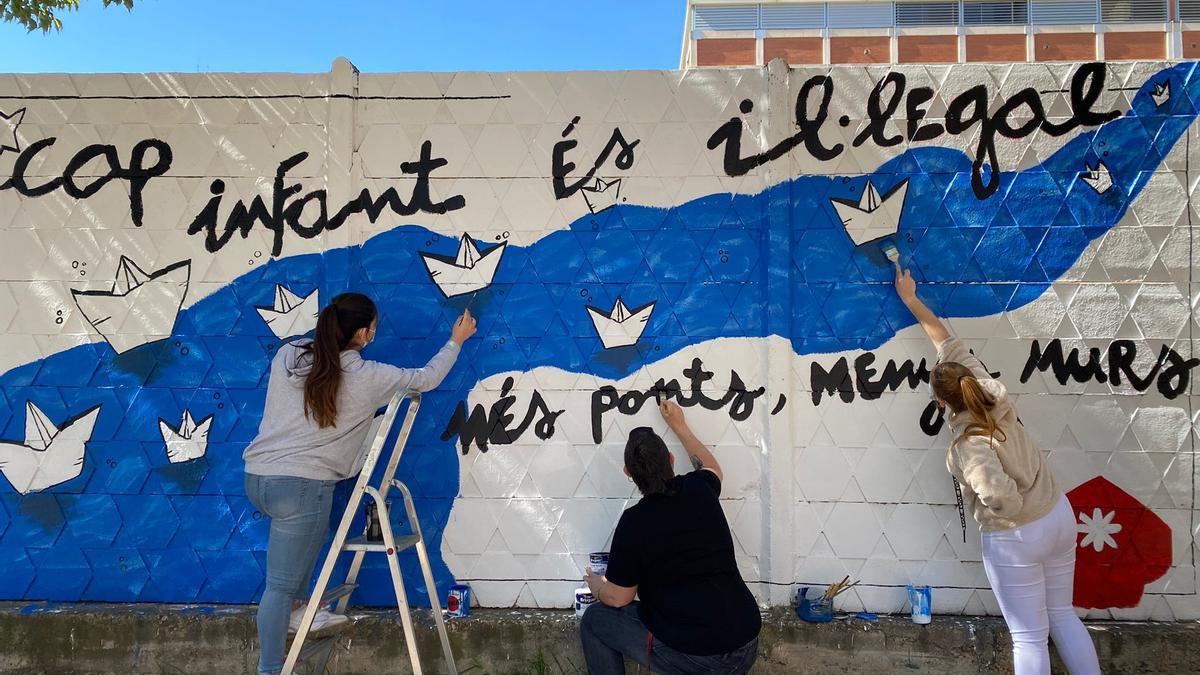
[760,4,827,28]
[896,0,962,25]
[1100,0,1169,22]
[693,5,761,31]
[687,0,1166,30]
[827,1,897,27]
[962,0,1031,24]
[1030,0,1100,23]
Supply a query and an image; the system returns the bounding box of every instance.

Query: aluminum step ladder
[283,392,458,675]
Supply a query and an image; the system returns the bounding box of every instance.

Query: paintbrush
[829,581,859,600]
[822,575,851,601]
[881,241,900,264]
[822,576,861,602]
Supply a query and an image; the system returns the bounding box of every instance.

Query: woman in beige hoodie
[895,265,1100,675]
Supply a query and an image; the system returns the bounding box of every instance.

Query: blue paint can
[795,586,833,623]
[588,551,610,577]
[575,587,597,618]
[447,584,471,618]
[906,585,932,624]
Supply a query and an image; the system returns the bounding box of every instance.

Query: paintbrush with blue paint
[880,241,900,265]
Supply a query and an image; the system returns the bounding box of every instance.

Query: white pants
[981,495,1101,675]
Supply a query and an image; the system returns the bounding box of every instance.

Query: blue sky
[0,0,685,73]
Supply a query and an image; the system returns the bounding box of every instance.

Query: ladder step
[321,583,357,605]
[343,534,420,553]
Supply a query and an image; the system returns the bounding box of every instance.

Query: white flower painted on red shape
[1077,507,1122,553]
[1067,476,1170,609]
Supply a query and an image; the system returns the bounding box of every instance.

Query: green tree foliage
[1,0,133,32]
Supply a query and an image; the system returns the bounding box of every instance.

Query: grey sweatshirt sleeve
[364,340,462,401]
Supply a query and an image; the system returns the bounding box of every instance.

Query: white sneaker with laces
[288,607,349,634]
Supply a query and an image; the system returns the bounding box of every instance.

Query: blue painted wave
[0,62,1195,605]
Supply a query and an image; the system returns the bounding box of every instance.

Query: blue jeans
[245,473,338,675]
[580,602,759,675]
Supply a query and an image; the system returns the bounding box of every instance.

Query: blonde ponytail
[930,361,1007,447]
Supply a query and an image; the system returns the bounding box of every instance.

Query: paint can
[906,585,932,624]
[447,584,471,618]
[795,586,833,623]
[588,551,610,578]
[364,501,382,542]
[575,587,597,618]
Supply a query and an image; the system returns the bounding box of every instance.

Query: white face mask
[354,325,375,349]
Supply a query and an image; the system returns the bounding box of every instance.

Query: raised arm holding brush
[894,263,1099,675]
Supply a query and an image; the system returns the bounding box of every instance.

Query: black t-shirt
[604,470,761,656]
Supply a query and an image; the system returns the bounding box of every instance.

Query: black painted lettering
[2,137,63,196]
[1019,339,1107,385]
[591,386,620,444]
[858,352,930,400]
[920,400,945,436]
[726,371,766,420]
[1107,340,1160,390]
[1021,338,1199,400]
[793,75,842,162]
[1,136,172,226]
[62,144,120,199]
[811,357,854,406]
[1158,349,1199,399]
[1069,62,1123,128]
[905,87,943,142]
[442,377,565,453]
[708,64,1118,201]
[188,141,465,255]
[854,72,905,148]
[553,118,640,199]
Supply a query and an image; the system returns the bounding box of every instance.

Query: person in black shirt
[580,400,761,674]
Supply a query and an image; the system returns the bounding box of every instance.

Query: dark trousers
[579,602,759,675]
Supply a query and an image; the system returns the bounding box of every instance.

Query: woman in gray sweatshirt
[242,292,475,675]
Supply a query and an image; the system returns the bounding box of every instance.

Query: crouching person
[580,400,761,675]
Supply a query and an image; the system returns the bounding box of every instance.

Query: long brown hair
[931,361,1007,447]
[624,427,676,497]
[302,292,376,428]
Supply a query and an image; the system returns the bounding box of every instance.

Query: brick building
[681,0,1199,65]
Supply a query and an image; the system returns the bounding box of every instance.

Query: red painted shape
[1066,476,1171,609]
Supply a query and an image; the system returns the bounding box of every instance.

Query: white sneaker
[288,607,349,634]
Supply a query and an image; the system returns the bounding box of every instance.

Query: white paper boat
[159,409,213,464]
[830,178,909,246]
[72,256,190,354]
[582,177,622,214]
[420,234,507,298]
[256,285,319,339]
[587,297,655,349]
[0,107,24,154]
[0,401,100,495]
[1151,81,1170,107]
[1081,162,1113,195]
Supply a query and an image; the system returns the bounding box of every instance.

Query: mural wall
[0,58,1196,620]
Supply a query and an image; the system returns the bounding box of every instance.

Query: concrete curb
[0,604,1196,674]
